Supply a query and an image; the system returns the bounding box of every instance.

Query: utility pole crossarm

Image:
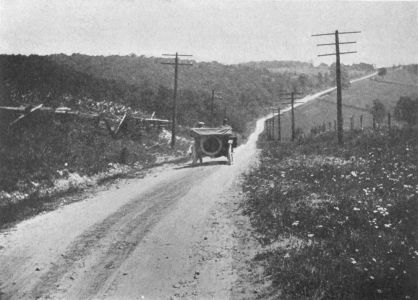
[162,54,193,56]
[312,31,361,37]
[318,51,357,57]
[161,62,193,66]
[317,41,356,46]
[338,31,362,35]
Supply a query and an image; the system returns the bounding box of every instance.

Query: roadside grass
[243,128,418,299]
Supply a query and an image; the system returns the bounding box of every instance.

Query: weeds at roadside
[243,128,418,299]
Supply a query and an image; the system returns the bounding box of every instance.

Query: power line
[161,53,193,147]
[312,30,361,145]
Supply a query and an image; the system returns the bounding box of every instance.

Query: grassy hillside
[275,67,418,141]
[244,128,418,299]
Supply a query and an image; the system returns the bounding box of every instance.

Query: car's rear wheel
[200,136,223,156]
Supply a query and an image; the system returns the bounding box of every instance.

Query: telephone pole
[210,89,223,127]
[277,107,281,141]
[270,107,281,141]
[161,53,193,147]
[312,30,360,145]
[279,91,303,141]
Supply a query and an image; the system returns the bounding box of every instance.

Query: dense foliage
[394,96,418,126]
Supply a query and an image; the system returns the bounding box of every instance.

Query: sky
[0,0,417,67]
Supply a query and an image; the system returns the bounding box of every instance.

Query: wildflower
[390,267,395,271]
[384,224,392,228]
[372,257,377,262]
[291,221,299,226]
[364,268,368,271]
[334,206,340,211]
[307,233,315,238]
[370,276,375,280]
[284,253,290,259]
[353,207,360,211]
[350,258,357,264]
[351,171,357,177]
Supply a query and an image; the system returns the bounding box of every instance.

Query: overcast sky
[0,0,417,66]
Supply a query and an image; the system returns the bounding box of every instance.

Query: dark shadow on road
[175,160,229,169]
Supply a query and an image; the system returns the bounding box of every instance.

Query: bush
[394,96,418,126]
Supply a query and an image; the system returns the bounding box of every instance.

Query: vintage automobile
[190,126,238,165]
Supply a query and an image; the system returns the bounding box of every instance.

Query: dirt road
[0,114,265,300]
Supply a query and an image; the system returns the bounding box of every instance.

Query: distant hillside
[1,54,350,133]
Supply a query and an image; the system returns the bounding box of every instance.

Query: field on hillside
[275,68,418,141]
[243,128,418,299]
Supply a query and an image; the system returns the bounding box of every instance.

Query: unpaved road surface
[0,117,265,300]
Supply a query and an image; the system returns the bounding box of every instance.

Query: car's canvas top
[190,126,233,137]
